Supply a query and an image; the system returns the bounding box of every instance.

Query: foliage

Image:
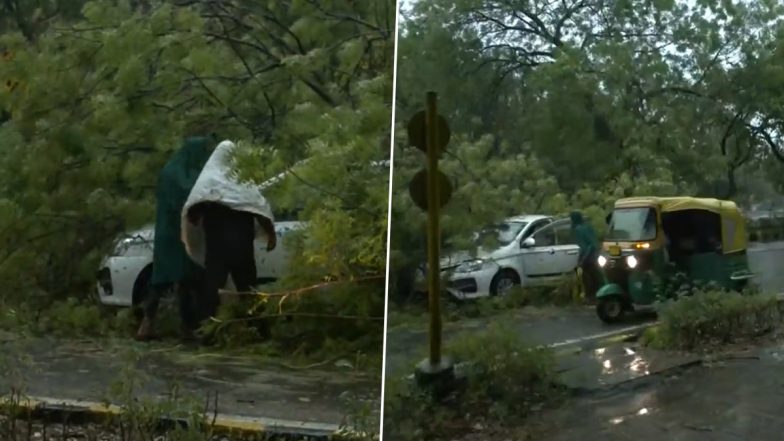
[642,289,781,350]
[0,295,191,340]
[389,0,784,301]
[383,321,563,441]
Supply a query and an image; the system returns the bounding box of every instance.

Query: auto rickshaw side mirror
[605,213,612,225]
[522,237,536,248]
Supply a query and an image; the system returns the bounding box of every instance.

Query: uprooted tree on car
[0,0,393,355]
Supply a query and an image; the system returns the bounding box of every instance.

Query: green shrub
[383,321,563,441]
[643,289,780,350]
[448,321,561,419]
[36,298,109,337]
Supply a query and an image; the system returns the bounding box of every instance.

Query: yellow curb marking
[7,395,344,436]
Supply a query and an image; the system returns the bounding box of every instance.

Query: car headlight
[597,255,608,268]
[455,259,486,273]
[626,255,638,269]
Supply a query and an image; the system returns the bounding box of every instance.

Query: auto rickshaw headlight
[597,255,607,267]
[626,255,638,269]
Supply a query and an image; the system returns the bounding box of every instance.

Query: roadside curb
[549,294,784,357]
[6,395,353,439]
[546,323,653,357]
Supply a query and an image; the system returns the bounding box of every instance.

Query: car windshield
[606,207,657,241]
[475,221,528,247]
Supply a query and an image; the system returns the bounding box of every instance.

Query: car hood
[118,220,306,242]
[121,225,155,242]
[439,248,494,269]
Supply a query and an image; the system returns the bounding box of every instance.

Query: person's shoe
[135,317,158,342]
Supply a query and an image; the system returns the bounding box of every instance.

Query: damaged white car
[416,215,581,299]
[96,220,304,314]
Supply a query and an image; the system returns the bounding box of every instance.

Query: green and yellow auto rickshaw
[595,196,754,323]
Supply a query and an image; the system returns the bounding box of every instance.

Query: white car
[417,215,581,299]
[96,220,304,313]
[97,158,389,313]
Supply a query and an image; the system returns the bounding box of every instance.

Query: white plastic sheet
[180,139,275,268]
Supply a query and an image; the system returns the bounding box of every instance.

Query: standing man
[570,211,602,304]
[136,135,214,341]
[181,140,276,328]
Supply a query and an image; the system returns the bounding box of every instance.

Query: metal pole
[425,91,442,366]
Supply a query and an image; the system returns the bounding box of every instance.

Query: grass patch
[0,283,383,373]
[0,297,145,339]
[390,274,584,329]
[383,321,565,441]
[641,289,782,350]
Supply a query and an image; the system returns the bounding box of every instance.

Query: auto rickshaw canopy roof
[613,196,748,254]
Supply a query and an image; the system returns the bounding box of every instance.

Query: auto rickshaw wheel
[597,295,624,324]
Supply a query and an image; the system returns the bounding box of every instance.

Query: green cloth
[570,211,600,264]
[151,137,213,286]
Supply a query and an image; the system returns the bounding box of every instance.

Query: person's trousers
[197,203,257,324]
[144,277,201,331]
[580,255,603,301]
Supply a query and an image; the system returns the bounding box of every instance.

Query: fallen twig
[218,274,384,299]
[209,312,384,324]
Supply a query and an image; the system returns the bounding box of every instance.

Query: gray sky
[399,0,414,17]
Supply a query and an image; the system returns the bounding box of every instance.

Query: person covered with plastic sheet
[181,140,276,329]
[136,135,214,342]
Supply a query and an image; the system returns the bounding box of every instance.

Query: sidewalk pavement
[0,332,380,437]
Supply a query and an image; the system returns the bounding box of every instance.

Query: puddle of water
[590,345,653,380]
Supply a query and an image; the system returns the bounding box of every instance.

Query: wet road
[540,344,784,441]
[385,241,784,377]
[748,241,784,294]
[0,334,379,427]
[385,307,655,377]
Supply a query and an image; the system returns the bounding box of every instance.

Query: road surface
[537,342,784,441]
[385,241,784,377]
[748,241,784,294]
[0,333,379,433]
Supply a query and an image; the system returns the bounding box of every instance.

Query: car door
[519,223,558,281]
[551,219,581,274]
[521,218,553,240]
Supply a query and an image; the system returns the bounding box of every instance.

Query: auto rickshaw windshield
[606,207,657,241]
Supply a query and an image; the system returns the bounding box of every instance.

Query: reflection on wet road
[557,342,699,391]
[541,344,784,441]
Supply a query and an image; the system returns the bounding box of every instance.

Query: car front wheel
[490,269,520,296]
